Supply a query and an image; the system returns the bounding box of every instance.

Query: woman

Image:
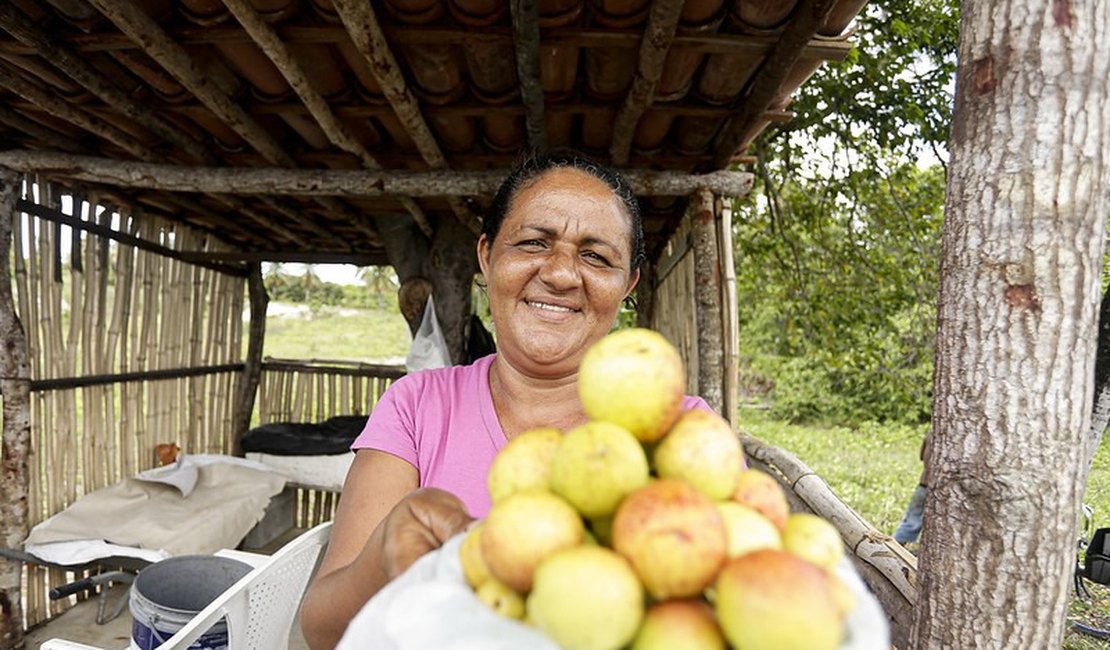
[300,152,710,649]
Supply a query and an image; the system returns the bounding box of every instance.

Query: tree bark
[913,3,1110,648]
[0,170,29,650]
[691,188,724,415]
[232,263,267,455]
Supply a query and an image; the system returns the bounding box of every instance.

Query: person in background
[299,151,711,650]
[893,436,930,547]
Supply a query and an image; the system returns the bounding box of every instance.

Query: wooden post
[231,263,267,455]
[690,188,724,414]
[0,170,30,650]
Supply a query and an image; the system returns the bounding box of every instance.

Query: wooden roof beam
[0,63,158,160]
[331,0,446,168]
[0,2,215,164]
[0,151,757,198]
[0,26,854,61]
[711,0,839,168]
[510,0,546,151]
[84,0,372,249]
[220,0,424,240]
[83,0,294,167]
[0,106,83,152]
[331,0,483,235]
[610,0,685,166]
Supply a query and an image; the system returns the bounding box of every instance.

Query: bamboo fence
[14,180,245,627]
[256,358,404,526]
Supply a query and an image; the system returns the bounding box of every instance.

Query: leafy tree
[733,0,959,424]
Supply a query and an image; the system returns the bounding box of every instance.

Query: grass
[739,406,1110,648]
[258,304,412,363]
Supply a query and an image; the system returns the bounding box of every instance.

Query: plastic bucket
[129,555,252,650]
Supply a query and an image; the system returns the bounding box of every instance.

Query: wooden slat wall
[652,215,700,396]
[13,180,244,628]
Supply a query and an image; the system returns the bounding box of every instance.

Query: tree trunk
[231,263,267,455]
[691,188,724,415]
[912,2,1110,648]
[0,170,29,649]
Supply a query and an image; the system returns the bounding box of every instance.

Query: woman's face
[478,167,640,378]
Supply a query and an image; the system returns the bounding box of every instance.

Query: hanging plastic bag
[405,295,451,372]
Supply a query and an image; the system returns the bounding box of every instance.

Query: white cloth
[337,534,890,650]
[25,455,286,566]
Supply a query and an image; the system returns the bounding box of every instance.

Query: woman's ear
[625,268,641,298]
[476,234,490,278]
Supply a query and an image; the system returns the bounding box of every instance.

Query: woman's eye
[583,251,611,266]
[517,239,545,248]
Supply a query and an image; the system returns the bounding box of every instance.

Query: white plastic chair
[41,520,332,650]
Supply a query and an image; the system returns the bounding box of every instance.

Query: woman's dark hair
[483,150,646,272]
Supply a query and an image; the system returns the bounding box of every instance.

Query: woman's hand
[376,487,475,580]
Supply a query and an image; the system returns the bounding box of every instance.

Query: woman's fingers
[382,488,475,578]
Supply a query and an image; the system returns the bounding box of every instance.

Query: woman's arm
[299,450,472,650]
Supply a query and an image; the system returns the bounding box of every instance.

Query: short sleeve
[350,377,419,468]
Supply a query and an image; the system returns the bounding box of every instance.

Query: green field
[260,304,412,363]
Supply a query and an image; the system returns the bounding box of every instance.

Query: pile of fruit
[459,328,856,650]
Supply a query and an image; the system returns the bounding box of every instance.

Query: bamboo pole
[0,151,758,198]
[718,202,739,427]
[0,169,30,649]
[609,0,685,165]
[509,0,546,151]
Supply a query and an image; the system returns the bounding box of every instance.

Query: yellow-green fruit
[589,516,614,547]
[715,550,843,650]
[550,421,650,518]
[487,426,563,503]
[577,328,685,443]
[481,491,585,593]
[732,469,790,531]
[612,479,727,600]
[716,501,782,559]
[459,523,491,588]
[782,513,845,571]
[653,409,744,500]
[475,579,525,619]
[631,600,725,650]
[527,545,644,650]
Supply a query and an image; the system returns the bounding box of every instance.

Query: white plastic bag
[405,295,451,373]
[336,533,891,650]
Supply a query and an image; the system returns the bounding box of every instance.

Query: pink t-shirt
[351,353,713,518]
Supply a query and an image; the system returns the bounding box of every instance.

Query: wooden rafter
[220,0,425,239]
[84,0,294,167]
[0,106,82,152]
[0,26,855,61]
[16,198,249,276]
[509,0,546,151]
[610,0,685,165]
[0,1,215,164]
[0,63,157,160]
[331,0,446,168]
[711,0,840,167]
[331,0,483,235]
[0,151,757,198]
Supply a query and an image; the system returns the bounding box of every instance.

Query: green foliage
[263,264,399,312]
[734,0,959,425]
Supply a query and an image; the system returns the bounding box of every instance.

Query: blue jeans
[893,484,928,544]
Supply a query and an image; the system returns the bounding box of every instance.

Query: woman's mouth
[526,300,576,313]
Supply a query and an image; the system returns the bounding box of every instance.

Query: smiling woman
[298,151,711,650]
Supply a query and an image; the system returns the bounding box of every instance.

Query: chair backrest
[156,521,332,650]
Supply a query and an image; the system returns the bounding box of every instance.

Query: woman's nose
[539,248,581,289]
